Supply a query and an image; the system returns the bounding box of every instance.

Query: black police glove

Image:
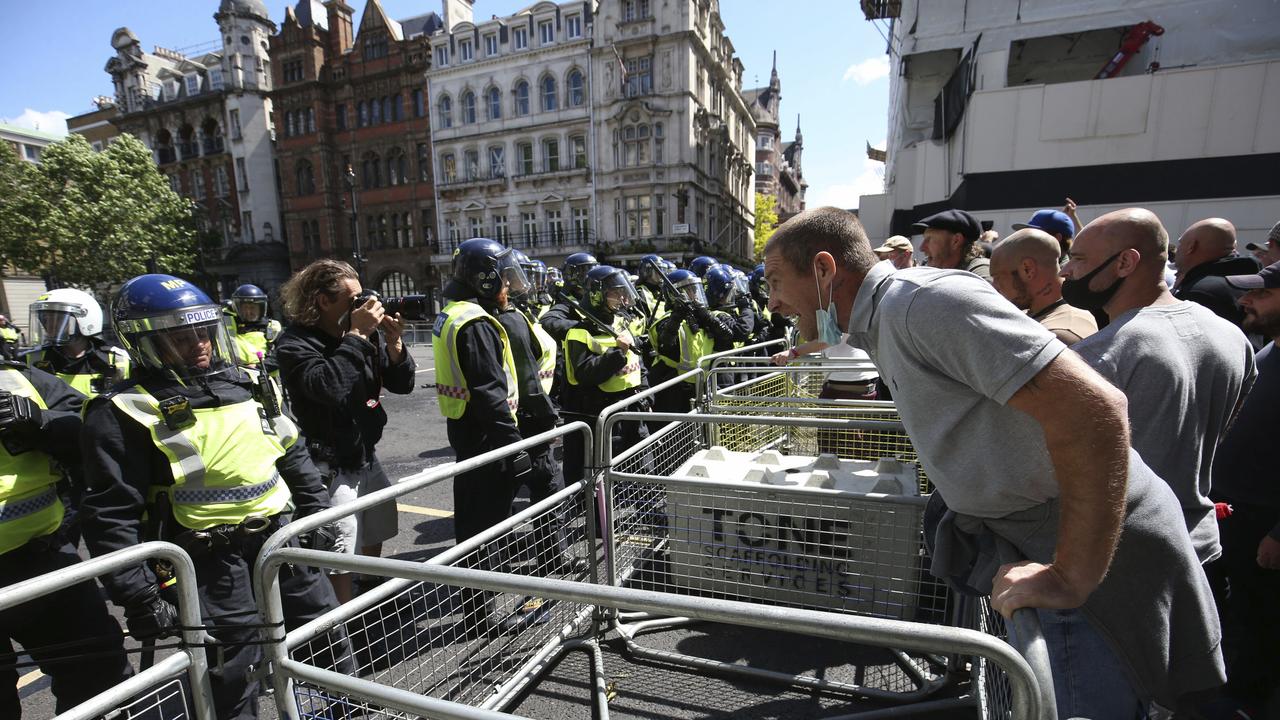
[0,391,42,432]
[736,295,751,311]
[298,521,340,553]
[125,585,180,641]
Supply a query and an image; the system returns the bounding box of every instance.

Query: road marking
[17,669,42,689]
[397,503,453,518]
[415,367,435,374]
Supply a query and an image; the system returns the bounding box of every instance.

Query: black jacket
[1,361,84,468]
[276,324,416,469]
[78,370,331,605]
[1174,254,1261,330]
[561,313,649,416]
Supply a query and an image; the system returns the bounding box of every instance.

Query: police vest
[233,320,280,366]
[519,309,556,395]
[564,320,643,393]
[110,373,295,531]
[27,346,131,399]
[650,314,712,382]
[432,300,518,420]
[0,327,18,343]
[714,309,745,349]
[0,368,63,554]
[638,285,666,321]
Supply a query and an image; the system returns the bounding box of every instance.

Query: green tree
[1,133,197,287]
[0,142,42,273]
[753,192,779,260]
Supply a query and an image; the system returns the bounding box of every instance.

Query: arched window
[380,271,417,296]
[361,151,382,188]
[486,87,502,120]
[295,159,315,195]
[541,75,557,112]
[382,96,394,122]
[567,69,584,107]
[514,81,529,116]
[357,100,369,128]
[370,97,382,125]
[386,148,406,186]
[461,91,476,124]
[437,95,453,128]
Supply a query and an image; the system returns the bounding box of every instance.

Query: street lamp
[344,164,366,282]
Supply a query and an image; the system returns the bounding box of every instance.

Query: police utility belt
[171,514,281,555]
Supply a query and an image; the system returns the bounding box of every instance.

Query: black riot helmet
[452,238,531,300]
[562,252,599,296]
[584,265,639,319]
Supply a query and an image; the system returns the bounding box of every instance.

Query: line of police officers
[430,239,789,631]
[0,241,788,718]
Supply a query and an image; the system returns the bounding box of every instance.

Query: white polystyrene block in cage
[665,446,925,619]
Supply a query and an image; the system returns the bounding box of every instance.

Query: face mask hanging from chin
[814,265,842,346]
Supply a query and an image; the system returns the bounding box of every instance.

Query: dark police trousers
[0,536,132,718]
[180,522,351,720]
[518,414,571,568]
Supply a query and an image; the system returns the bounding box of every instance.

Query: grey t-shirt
[847,262,1065,517]
[1073,301,1256,563]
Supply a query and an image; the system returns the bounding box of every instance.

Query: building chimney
[442,0,474,32]
[325,0,354,55]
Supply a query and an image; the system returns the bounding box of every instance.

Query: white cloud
[841,56,889,85]
[2,108,70,136]
[808,154,886,210]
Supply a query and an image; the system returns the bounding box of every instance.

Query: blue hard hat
[452,238,529,300]
[704,265,739,308]
[689,256,719,278]
[113,274,238,380]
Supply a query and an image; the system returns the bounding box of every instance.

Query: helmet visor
[526,264,547,293]
[497,253,532,299]
[29,302,86,347]
[603,273,639,313]
[676,280,707,307]
[235,299,266,322]
[121,306,239,380]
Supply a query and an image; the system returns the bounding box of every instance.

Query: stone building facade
[426,0,596,277]
[270,0,442,304]
[104,0,290,298]
[744,54,805,221]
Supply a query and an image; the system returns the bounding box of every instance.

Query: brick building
[744,54,805,221]
[270,0,441,304]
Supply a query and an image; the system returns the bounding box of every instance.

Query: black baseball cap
[911,209,981,244]
[1225,261,1280,290]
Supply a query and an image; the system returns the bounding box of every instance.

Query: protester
[276,260,415,602]
[1210,261,1280,712]
[1065,209,1254,566]
[911,209,990,279]
[1013,209,1076,264]
[1173,217,1261,330]
[873,236,915,269]
[764,206,1223,718]
[990,229,1097,345]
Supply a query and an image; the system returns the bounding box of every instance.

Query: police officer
[78,274,345,720]
[24,288,130,398]
[0,316,20,361]
[0,361,131,717]
[704,265,756,352]
[227,284,282,376]
[540,252,598,344]
[533,261,555,315]
[635,254,667,321]
[561,266,649,485]
[647,269,718,417]
[275,260,415,603]
[750,264,791,343]
[689,255,719,279]
[432,239,540,630]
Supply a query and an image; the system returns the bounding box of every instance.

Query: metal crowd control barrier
[0,541,216,720]
[601,409,1057,719]
[255,421,599,720]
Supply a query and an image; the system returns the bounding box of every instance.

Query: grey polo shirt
[846,261,1067,518]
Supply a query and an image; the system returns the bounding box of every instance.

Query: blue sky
[0,0,890,208]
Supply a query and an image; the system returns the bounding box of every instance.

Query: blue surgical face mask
[814,266,842,346]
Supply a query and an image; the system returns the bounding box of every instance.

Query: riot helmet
[584,265,638,318]
[231,284,268,326]
[665,269,707,308]
[562,252,599,296]
[452,238,531,300]
[29,288,104,350]
[704,266,739,309]
[689,256,719,278]
[113,274,238,381]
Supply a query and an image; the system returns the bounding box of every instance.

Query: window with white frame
[654,122,664,163]
[441,152,456,182]
[514,81,530,115]
[438,95,452,128]
[486,87,501,120]
[566,14,582,38]
[539,20,554,45]
[757,133,772,150]
[516,142,534,174]
[185,74,200,96]
[461,91,476,124]
[546,209,563,242]
[168,174,181,194]
[459,39,473,61]
[488,145,505,177]
[567,70,585,107]
[572,207,589,241]
[190,169,205,199]
[484,34,498,56]
[521,212,537,246]
[242,211,255,242]
[235,158,248,190]
[541,76,557,112]
[464,149,479,180]
[446,219,458,247]
[571,135,587,169]
[209,68,223,91]
[542,138,559,172]
[493,214,508,242]
[655,193,665,235]
[513,27,528,50]
[435,46,448,67]
[624,57,652,97]
[215,166,230,197]
[624,195,651,237]
[623,0,651,22]
[469,216,482,238]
